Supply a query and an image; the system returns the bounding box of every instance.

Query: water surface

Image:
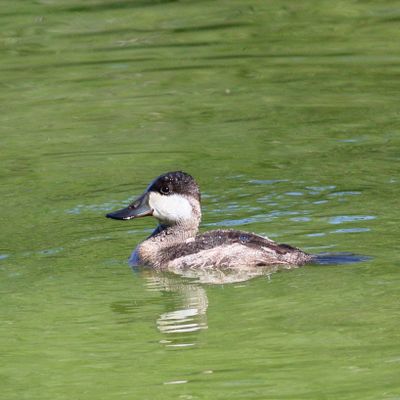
[1,1,400,399]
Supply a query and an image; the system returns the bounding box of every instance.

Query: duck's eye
[160,185,170,194]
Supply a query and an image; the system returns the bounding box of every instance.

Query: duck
[106,171,313,269]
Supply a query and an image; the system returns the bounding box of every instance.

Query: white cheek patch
[148,192,193,222]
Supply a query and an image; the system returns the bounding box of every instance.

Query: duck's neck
[149,221,199,242]
[138,219,200,267]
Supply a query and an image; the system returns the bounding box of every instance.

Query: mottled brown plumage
[158,230,310,267]
[106,171,313,269]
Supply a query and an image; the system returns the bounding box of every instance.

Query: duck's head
[106,171,201,228]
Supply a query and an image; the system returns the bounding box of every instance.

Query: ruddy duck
[106,171,313,269]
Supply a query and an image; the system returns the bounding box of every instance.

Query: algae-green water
[1,1,399,399]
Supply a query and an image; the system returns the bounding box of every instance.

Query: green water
[1,1,400,398]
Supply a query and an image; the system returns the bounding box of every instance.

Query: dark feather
[159,229,301,264]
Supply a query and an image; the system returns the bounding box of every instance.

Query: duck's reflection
[143,270,208,335]
[141,264,284,337]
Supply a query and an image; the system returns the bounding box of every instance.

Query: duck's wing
[159,229,310,268]
[198,230,299,253]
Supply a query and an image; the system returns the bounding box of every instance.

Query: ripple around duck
[248,179,288,185]
[290,217,311,222]
[327,191,362,197]
[330,228,371,234]
[204,210,303,227]
[37,247,64,256]
[66,201,129,215]
[305,185,336,192]
[313,252,372,265]
[328,215,376,224]
[285,191,304,196]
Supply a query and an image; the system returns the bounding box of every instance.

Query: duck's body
[131,227,311,269]
[106,171,313,269]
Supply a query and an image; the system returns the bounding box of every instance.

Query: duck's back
[159,229,312,269]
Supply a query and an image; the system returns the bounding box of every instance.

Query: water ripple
[249,179,288,185]
[331,228,371,234]
[66,200,129,214]
[204,210,302,227]
[328,191,362,197]
[328,215,376,224]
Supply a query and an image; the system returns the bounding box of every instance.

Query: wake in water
[312,252,372,265]
[130,253,372,284]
